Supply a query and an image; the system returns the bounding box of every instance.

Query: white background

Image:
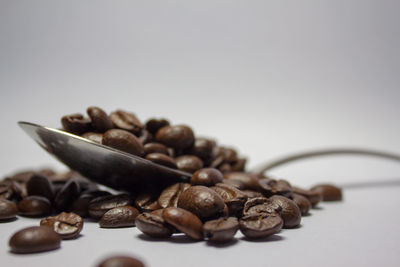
[1,1,400,266]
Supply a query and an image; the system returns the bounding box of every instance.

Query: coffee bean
[239,213,283,239]
[175,155,203,173]
[163,207,203,240]
[242,197,281,217]
[70,194,93,218]
[258,178,293,198]
[155,125,194,150]
[144,142,169,155]
[310,184,342,201]
[54,179,81,211]
[203,217,239,243]
[291,193,311,216]
[18,196,52,217]
[145,153,177,169]
[230,158,247,172]
[135,211,173,238]
[145,118,170,134]
[61,113,92,135]
[110,110,143,136]
[190,138,215,160]
[269,195,301,228]
[218,163,231,173]
[223,172,261,191]
[97,255,145,267]
[87,106,114,133]
[241,190,263,198]
[99,206,139,228]
[191,168,224,187]
[293,186,322,207]
[81,132,103,144]
[88,194,132,219]
[177,186,225,220]
[0,199,18,220]
[9,226,61,254]
[134,192,161,212]
[0,180,23,201]
[158,183,190,209]
[221,147,238,164]
[210,183,248,217]
[102,129,145,157]
[40,212,83,239]
[138,129,153,144]
[26,173,54,202]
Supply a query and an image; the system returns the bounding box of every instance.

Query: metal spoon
[18,121,191,193]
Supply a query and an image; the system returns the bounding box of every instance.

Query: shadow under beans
[240,234,285,243]
[283,224,302,230]
[205,238,239,248]
[137,233,200,244]
[0,217,18,223]
[64,233,84,241]
[312,206,323,210]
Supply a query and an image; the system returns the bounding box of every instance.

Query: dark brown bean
[135,211,173,238]
[292,193,311,216]
[158,183,190,209]
[191,168,223,187]
[0,199,18,220]
[269,195,301,228]
[230,158,247,172]
[97,255,145,267]
[54,179,81,211]
[242,197,281,217]
[18,196,52,217]
[241,190,264,198]
[134,192,161,212]
[102,129,145,157]
[99,206,139,228]
[26,173,54,202]
[163,207,203,240]
[145,118,170,134]
[239,213,283,239]
[81,132,103,144]
[175,155,203,173]
[210,183,248,217]
[40,212,83,239]
[87,106,114,133]
[9,226,61,254]
[61,113,92,135]
[7,170,35,183]
[203,217,239,243]
[155,125,195,150]
[110,110,143,136]
[0,180,23,201]
[293,186,322,207]
[310,184,343,201]
[89,194,132,219]
[223,172,261,191]
[145,153,177,169]
[190,138,215,160]
[258,178,293,198]
[144,142,169,155]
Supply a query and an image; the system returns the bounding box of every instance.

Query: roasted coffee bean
[223,172,261,191]
[54,179,81,211]
[61,113,92,134]
[99,206,139,228]
[9,226,61,254]
[292,193,311,216]
[138,129,153,144]
[0,180,23,201]
[40,212,83,239]
[89,194,132,219]
[293,186,322,207]
[158,183,190,209]
[258,178,293,198]
[155,125,195,150]
[203,217,239,243]
[230,158,247,172]
[135,211,173,238]
[70,194,93,218]
[191,168,223,187]
[49,170,82,183]
[221,147,238,164]
[190,138,215,160]
[177,186,225,220]
[145,118,170,134]
[218,163,231,173]
[0,199,18,220]
[87,106,114,133]
[102,129,145,157]
[239,213,283,239]
[210,183,247,217]
[269,195,301,228]
[81,132,103,144]
[175,155,203,173]
[242,190,263,198]
[242,197,281,217]
[97,255,145,267]
[145,153,177,169]
[134,192,161,212]
[144,142,169,155]
[26,173,54,202]
[163,207,203,240]
[110,110,143,136]
[310,184,343,201]
[18,196,52,217]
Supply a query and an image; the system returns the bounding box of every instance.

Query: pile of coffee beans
[0,107,343,265]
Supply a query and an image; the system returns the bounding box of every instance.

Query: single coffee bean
[242,197,281,217]
[26,173,54,202]
[293,186,322,207]
[9,226,61,254]
[18,196,52,217]
[210,183,248,217]
[110,110,143,136]
[0,199,18,220]
[191,168,224,187]
[54,179,81,211]
[258,178,293,198]
[310,184,343,201]
[242,190,264,198]
[218,163,231,173]
[102,129,145,157]
[145,118,170,134]
[99,206,139,228]
[230,158,247,172]
[134,192,161,212]
[223,172,262,191]
[40,212,83,239]
[177,186,225,220]
[88,194,132,219]
[87,106,114,133]
[190,138,215,160]
[0,180,23,201]
[61,113,92,135]
[70,194,93,218]
[144,142,169,155]
[155,125,195,150]
[145,153,177,169]
[158,183,190,209]
[203,217,239,243]
[81,132,103,144]
[163,207,203,240]
[269,195,301,228]
[175,155,203,173]
[239,213,283,239]
[221,147,238,164]
[97,255,145,267]
[135,211,173,238]
[138,129,153,144]
[291,193,311,216]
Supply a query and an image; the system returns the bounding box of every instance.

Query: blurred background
[1,0,399,187]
